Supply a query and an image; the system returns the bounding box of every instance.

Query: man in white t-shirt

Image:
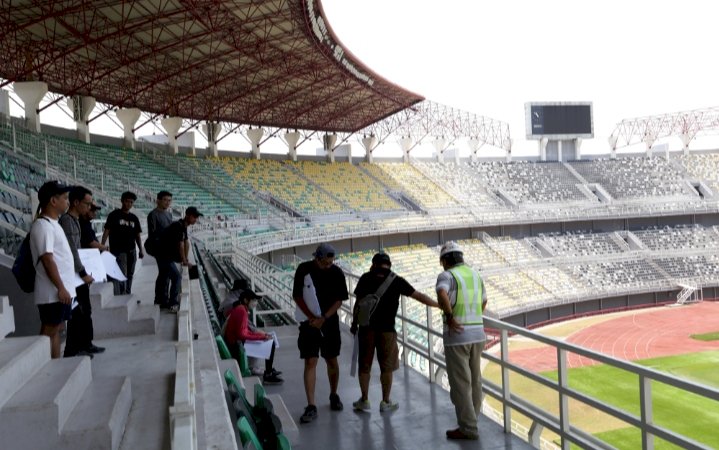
[30,181,77,359]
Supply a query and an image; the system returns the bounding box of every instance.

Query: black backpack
[12,217,48,293]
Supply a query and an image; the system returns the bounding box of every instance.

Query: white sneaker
[353,398,371,411]
[379,400,399,412]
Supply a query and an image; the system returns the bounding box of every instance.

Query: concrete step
[59,376,132,450]
[0,296,15,339]
[89,282,116,309]
[266,394,298,440]
[0,356,92,448]
[91,294,160,339]
[0,336,50,409]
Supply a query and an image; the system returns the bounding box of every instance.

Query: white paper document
[350,335,359,377]
[270,331,280,348]
[243,339,274,360]
[101,251,127,281]
[73,248,107,287]
[295,274,322,321]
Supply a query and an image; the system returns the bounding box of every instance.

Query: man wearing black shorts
[292,243,348,423]
[351,252,438,412]
[30,181,76,359]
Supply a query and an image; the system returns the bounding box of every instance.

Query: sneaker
[64,350,94,359]
[352,398,371,411]
[268,368,283,376]
[300,405,318,424]
[329,393,343,411]
[85,344,105,354]
[263,373,284,385]
[446,428,478,440]
[379,400,399,412]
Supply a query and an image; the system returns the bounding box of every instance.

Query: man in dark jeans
[102,191,144,295]
[147,190,173,307]
[60,185,104,357]
[156,206,202,312]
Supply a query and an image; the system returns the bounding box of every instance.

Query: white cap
[440,241,463,257]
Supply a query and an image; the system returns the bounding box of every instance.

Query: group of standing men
[291,241,487,440]
[31,181,110,359]
[30,181,201,360]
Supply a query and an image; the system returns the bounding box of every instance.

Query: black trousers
[64,283,94,356]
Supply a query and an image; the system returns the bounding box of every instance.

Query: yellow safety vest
[448,264,483,326]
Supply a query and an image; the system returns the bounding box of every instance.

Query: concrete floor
[77,254,533,450]
[84,256,177,450]
[263,325,534,450]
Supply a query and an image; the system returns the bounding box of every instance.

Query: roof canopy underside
[0,0,423,132]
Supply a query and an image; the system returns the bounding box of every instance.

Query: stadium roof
[0,0,424,132]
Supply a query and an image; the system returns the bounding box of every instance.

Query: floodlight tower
[525,102,594,161]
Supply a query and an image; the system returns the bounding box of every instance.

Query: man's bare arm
[410,290,439,308]
[437,289,463,333]
[39,253,72,304]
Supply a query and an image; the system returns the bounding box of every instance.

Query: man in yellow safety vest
[436,241,488,440]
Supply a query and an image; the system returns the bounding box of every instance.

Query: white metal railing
[170,278,197,450]
[219,253,718,449]
[481,316,719,450]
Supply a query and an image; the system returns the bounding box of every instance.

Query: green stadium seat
[237,417,263,450]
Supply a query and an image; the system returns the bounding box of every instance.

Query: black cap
[371,252,392,267]
[185,206,203,217]
[313,243,336,258]
[239,289,261,301]
[37,180,73,206]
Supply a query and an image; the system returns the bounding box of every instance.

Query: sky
[7,0,719,158]
[321,0,719,155]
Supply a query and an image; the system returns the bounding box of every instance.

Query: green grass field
[484,350,719,449]
[691,331,719,341]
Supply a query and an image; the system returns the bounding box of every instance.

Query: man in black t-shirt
[351,252,438,413]
[292,243,348,424]
[102,191,143,295]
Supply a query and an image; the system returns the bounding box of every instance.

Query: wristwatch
[444,312,454,322]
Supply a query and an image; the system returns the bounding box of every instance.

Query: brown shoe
[446,428,478,440]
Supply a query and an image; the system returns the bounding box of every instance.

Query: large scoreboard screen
[525,102,593,139]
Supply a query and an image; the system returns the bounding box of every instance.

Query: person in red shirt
[224,289,283,384]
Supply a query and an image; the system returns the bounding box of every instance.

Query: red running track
[509,302,719,372]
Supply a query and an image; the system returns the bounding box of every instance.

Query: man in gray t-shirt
[435,241,487,441]
[148,190,173,306]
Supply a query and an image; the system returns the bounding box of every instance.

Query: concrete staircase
[90,283,160,338]
[0,295,132,450]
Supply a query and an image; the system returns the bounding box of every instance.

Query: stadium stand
[467,160,587,204]
[536,231,628,257]
[678,153,719,193]
[373,162,459,209]
[290,160,403,212]
[568,157,698,200]
[216,157,346,215]
[632,225,719,251]
[412,161,498,208]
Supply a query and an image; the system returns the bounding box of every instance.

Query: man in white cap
[436,241,487,440]
[292,242,348,423]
